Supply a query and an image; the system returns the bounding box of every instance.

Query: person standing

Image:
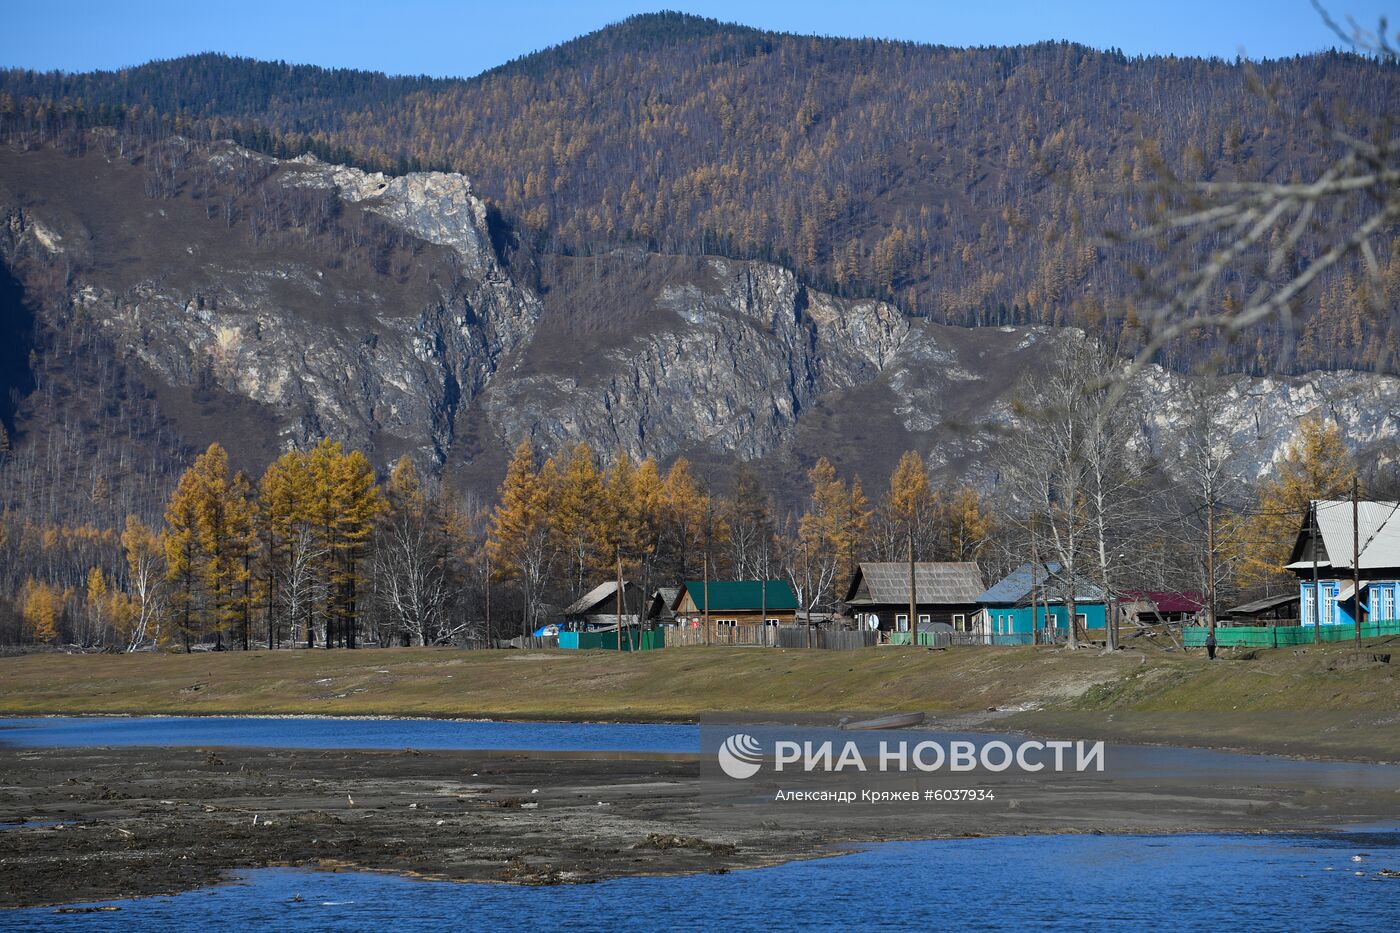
[1205,628,1217,661]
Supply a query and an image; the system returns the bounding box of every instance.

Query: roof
[1120,590,1205,614]
[563,580,636,616]
[1287,500,1400,572]
[1225,592,1299,616]
[674,579,799,612]
[843,562,985,605]
[976,562,1105,605]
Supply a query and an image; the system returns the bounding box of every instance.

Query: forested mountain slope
[2,137,1397,536]
[3,12,1397,374]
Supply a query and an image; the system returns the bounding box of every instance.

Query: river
[2,716,1399,930]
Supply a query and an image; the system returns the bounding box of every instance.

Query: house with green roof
[670,579,799,636]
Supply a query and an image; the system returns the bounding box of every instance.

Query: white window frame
[952,613,965,631]
[895,614,909,632]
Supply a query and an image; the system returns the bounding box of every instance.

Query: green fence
[558,629,664,651]
[1184,619,1400,648]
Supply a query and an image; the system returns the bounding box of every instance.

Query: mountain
[3,12,1397,376]
[3,136,1397,527]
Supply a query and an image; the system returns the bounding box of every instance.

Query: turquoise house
[1287,499,1400,628]
[976,562,1107,644]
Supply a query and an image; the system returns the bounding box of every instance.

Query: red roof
[1120,590,1204,614]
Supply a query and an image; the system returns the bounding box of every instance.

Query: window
[918,614,931,629]
[1322,585,1337,626]
[1383,586,1396,622]
[952,613,966,631]
[765,618,781,626]
[716,619,737,628]
[1302,587,1315,625]
[895,614,909,632]
[1076,613,1088,630]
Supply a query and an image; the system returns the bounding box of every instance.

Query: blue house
[1287,499,1400,627]
[976,562,1107,644]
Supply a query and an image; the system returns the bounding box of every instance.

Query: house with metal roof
[670,579,799,636]
[842,562,985,634]
[976,562,1107,644]
[1286,499,1400,628]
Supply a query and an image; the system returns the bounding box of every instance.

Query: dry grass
[0,639,1395,722]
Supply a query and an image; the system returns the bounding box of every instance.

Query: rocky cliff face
[1,139,1395,504]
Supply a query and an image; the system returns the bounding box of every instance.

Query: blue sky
[3,1,1395,77]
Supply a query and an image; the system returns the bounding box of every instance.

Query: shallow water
[0,716,698,753]
[3,716,1398,788]
[6,832,1400,931]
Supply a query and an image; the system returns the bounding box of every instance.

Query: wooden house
[646,587,680,624]
[560,580,639,631]
[976,562,1107,643]
[1286,499,1400,628]
[842,562,985,633]
[670,579,799,637]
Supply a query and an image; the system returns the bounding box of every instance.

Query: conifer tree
[488,440,556,633]
[22,578,59,644]
[1242,417,1357,587]
[163,454,206,652]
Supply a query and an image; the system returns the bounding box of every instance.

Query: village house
[842,562,985,634]
[975,562,1107,644]
[646,587,679,625]
[556,580,640,632]
[670,579,799,637]
[1286,499,1400,628]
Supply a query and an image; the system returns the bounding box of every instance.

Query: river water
[4,832,1400,931]
[3,717,1399,930]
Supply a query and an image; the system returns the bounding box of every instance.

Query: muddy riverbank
[3,743,1397,909]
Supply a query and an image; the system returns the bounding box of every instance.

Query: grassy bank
[0,641,1394,715]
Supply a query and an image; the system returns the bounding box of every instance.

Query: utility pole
[760,545,768,648]
[1311,502,1322,645]
[616,546,624,653]
[1353,478,1362,649]
[484,551,491,650]
[907,523,917,647]
[703,551,711,648]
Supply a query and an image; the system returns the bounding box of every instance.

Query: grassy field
[0,640,1395,717]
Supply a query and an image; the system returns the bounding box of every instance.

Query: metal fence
[663,625,880,649]
[1183,619,1400,648]
[887,630,1069,647]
